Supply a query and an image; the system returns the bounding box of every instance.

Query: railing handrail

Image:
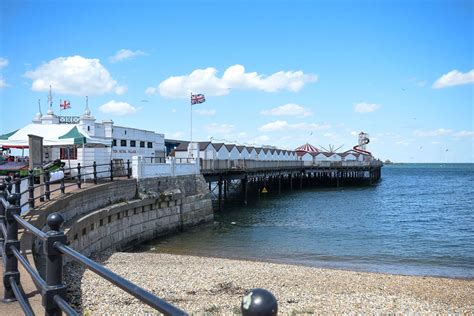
[55,243,187,315]
[0,191,189,316]
[1,186,277,315]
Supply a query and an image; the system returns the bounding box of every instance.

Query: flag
[60,100,71,110]
[191,94,206,105]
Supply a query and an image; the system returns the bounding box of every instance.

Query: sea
[144,164,474,279]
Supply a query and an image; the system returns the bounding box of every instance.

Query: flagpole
[190,92,193,148]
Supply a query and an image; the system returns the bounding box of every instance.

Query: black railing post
[28,170,35,208]
[5,176,12,194]
[43,213,67,316]
[3,194,21,302]
[60,166,65,194]
[0,181,6,253]
[77,163,82,189]
[45,170,51,200]
[93,161,98,185]
[127,160,131,179]
[110,160,114,181]
[14,173,21,206]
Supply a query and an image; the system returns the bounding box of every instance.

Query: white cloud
[99,100,139,116]
[204,123,235,134]
[0,57,8,69]
[414,129,453,137]
[259,120,331,132]
[354,102,381,113]
[396,139,415,146]
[433,69,474,89]
[0,58,9,89]
[109,49,147,63]
[453,130,474,138]
[145,87,157,95]
[261,103,312,117]
[24,55,126,96]
[149,64,317,98]
[195,108,216,116]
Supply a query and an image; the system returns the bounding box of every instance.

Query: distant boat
[384,159,393,164]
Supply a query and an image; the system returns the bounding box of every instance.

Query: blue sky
[1,0,473,162]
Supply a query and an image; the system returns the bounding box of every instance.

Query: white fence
[132,156,199,179]
[200,159,383,171]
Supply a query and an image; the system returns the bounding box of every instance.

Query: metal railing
[0,179,278,316]
[0,160,132,212]
[200,159,383,172]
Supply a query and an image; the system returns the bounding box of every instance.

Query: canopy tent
[0,124,111,148]
[295,143,319,153]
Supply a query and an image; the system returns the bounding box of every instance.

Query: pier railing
[200,158,383,172]
[0,182,278,316]
[0,160,132,213]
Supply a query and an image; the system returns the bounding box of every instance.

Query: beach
[70,252,474,314]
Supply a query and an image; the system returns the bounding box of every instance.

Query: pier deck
[199,159,383,210]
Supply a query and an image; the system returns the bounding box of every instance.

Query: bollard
[3,194,21,302]
[60,166,65,194]
[28,170,35,208]
[77,163,82,189]
[241,288,278,316]
[44,170,51,200]
[93,161,98,184]
[43,213,67,316]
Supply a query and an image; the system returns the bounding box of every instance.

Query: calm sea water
[145,164,474,278]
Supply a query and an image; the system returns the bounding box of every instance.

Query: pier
[200,159,383,210]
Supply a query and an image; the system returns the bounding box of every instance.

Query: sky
[0,0,473,162]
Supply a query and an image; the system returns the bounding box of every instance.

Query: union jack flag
[191,93,206,105]
[60,100,71,110]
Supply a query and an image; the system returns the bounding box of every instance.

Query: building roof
[199,141,211,151]
[213,143,225,151]
[174,142,190,151]
[236,145,245,153]
[295,143,319,153]
[225,144,236,151]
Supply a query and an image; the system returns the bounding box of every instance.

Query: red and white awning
[295,143,319,153]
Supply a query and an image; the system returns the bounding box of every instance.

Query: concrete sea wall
[31,174,213,266]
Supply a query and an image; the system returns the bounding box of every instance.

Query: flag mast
[190,92,193,147]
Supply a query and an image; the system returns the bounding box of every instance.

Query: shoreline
[70,251,474,314]
[141,248,474,281]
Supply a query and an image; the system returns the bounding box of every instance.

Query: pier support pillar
[289,174,293,191]
[218,177,223,211]
[278,174,281,195]
[299,172,303,189]
[224,180,228,200]
[242,177,248,205]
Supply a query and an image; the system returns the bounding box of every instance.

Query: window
[60,147,77,160]
[140,141,145,148]
[147,142,153,148]
[112,139,117,147]
[130,140,136,147]
[87,126,90,131]
[121,140,127,147]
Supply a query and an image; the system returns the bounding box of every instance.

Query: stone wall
[30,174,213,271]
[65,191,213,256]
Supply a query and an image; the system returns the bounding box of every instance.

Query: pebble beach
[67,252,474,314]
